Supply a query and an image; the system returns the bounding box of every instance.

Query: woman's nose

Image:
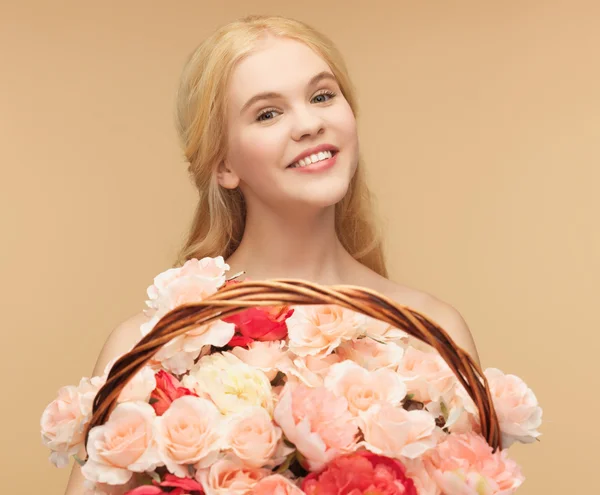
[291,106,325,141]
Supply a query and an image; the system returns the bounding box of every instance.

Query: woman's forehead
[228,38,331,109]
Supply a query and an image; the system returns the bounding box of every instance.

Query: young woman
[65,14,479,494]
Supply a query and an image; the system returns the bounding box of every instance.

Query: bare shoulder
[90,311,150,377]
[357,273,481,367]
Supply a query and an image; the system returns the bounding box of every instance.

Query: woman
[65,14,480,494]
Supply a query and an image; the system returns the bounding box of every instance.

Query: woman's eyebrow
[240,71,337,116]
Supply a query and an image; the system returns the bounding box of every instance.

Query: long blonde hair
[173,14,388,277]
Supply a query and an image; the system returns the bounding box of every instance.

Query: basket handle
[85,279,501,453]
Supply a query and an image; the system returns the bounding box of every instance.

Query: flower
[287,304,361,357]
[182,352,274,415]
[356,315,411,343]
[154,395,224,476]
[41,385,87,468]
[224,406,293,468]
[149,370,197,416]
[485,368,542,448]
[302,451,417,495]
[273,382,358,470]
[286,353,342,387]
[224,304,294,345]
[230,340,293,381]
[152,319,237,374]
[196,457,270,495]
[124,474,204,495]
[337,338,405,371]
[140,257,230,336]
[81,402,161,485]
[253,474,305,495]
[324,360,407,415]
[359,402,438,460]
[396,346,456,403]
[424,432,525,494]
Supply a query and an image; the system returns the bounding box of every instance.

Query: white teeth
[289,150,334,169]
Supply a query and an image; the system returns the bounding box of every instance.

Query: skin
[64,34,480,495]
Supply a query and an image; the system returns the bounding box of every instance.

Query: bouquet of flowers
[41,257,542,495]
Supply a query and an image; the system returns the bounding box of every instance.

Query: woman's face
[220,36,359,212]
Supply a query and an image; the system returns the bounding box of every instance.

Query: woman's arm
[64,312,149,495]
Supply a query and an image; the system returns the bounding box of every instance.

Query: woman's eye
[256,109,280,122]
[312,90,337,104]
[255,90,337,122]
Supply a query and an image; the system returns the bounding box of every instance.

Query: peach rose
[485,368,542,448]
[273,382,358,470]
[154,395,224,476]
[81,402,161,485]
[336,338,404,371]
[253,474,304,495]
[224,406,293,468]
[356,315,410,343]
[359,402,438,460]
[141,257,230,337]
[424,432,524,494]
[231,340,293,381]
[196,457,269,495]
[286,305,361,357]
[41,385,87,468]
[151,319,236,375]
[286,353,342,387]
[396,346,456,403]
[324,360,407,415]
[182,352,274,416]
[403,459,442,495]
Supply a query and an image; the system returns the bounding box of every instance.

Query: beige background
[1,1,598,493]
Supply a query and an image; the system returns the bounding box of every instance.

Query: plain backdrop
[1,1,598,493]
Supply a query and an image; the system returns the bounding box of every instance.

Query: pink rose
[286,353,342,387]
[224,406,293,468]
[302,451,417,495]
[149,370,197,416]
[485,368,542,447]
[141,257,230,337]
[273,382,358,470]
[286,305,361,357]
[324,360,407,415]
[337,338,405,371]
[357,315,411,343]
[41,385,87,468]
[196,457,269,495]
[253,474,304,495]
[424,432,524,494]
[81,402,161,485]
[396,346,456,403]
[359,402,438,459]
[231,340,293,380]
[154,396,224,476]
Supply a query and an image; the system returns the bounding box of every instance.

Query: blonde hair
[173,14,388,277]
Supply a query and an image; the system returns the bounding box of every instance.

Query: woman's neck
[224,203,356,285]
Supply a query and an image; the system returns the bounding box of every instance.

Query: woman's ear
[216,160,240,189]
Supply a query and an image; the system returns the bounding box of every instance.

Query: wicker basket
[85,279,502,454]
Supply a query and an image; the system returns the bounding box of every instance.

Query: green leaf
[72,454,86,466]
[405,393,414,401]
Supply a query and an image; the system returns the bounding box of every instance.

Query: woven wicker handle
[86,279,501,452]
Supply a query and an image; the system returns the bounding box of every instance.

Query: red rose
[149,370,197,416]
[302,451,417,495]
[224,305,294,347]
